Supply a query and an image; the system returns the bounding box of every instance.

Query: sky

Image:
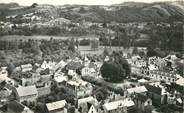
[0,0,178,6]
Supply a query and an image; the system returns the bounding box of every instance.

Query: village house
[131,55,146,66]
[126,86,148,97]
[141,68,177,83]
[94,61,103,75]
[65,60,83,74]
[0,86,12,107]
[145,84,167,105]
[83,56,90,66]
[138,78,149,85]
[148,56,167,70]
[8,100,34,113]
[54,73,92,99]
[164,54,180,69]
[21,72,41,86]
[54,60,67,72]
[54,74,68,88]
[65,79,93,98]
[13,85,38,103]
[0,66,8,83]
[103,98,135,113]
[68,70,78,77]
[81,62,96,76]
[129,55,147,75]
[46,100,67,113]
[134,94,152,113]
[20,64,33,72]
[41,60,56,70]
[36,75,52,97]
[77,96,99,113]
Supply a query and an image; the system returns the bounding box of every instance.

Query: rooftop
[46,100,67,111]
[16,85,38,97]
[78,96,97,105]
[127,86,148,94]
[54,75,68,83]
[67,79,88,87]
[103,98,134,111]
[20,64,32,69]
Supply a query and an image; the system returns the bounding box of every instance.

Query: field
[0,35,98,41]
[0,35,134,55]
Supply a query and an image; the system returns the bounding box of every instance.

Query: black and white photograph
[0,0,183,113]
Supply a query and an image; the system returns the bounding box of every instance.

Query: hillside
[0,1,184,23]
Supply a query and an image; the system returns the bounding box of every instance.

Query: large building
[14,85,38,103]
[141,68,177,83]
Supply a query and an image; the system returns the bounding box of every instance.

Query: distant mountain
[0,1,184,23]
[0,3,19,9]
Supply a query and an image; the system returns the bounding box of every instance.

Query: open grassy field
[0,35,134,55]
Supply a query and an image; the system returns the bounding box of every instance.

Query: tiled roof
[16,85,38,97]
[127,86,148,94]
[46,100,67,111]
[103,98,134,111]
[78,96,96,105]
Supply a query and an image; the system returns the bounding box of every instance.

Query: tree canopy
[100,51,131,82]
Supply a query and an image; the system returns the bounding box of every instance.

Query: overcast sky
[0,0,178,6]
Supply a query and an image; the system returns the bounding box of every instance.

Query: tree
[101,51,131,82]
[31,3,38,8]
[100,62,126,82]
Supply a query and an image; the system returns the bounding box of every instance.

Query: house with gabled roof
[46,100,67,113]
[20,64,33,72]
[81,62,97,76]
[134,94,152,112]
[41,60,56,70]
[8,100,34,113]
[77,96,99,113]
[14,85,38,103]
[126,86,148,96]
[103,98,135,113]
[145,84,167,105]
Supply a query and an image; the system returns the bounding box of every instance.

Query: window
[2,72,6,74]
[147,101,150,105]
